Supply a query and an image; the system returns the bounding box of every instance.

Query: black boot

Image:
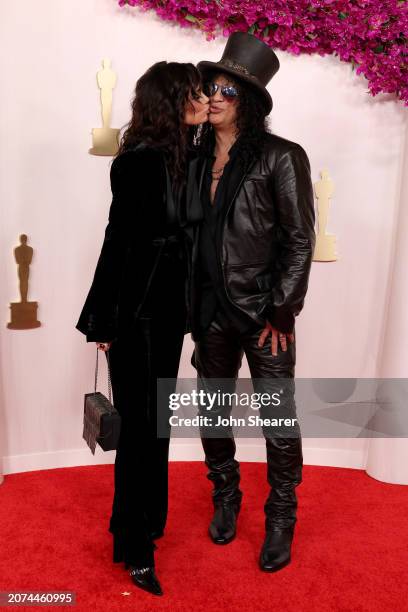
[201,437,243,545]
[259,526,295,572]
[259,436,303,571]
[209,501,241,544]
[126,565,163,596]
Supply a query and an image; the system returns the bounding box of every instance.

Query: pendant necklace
[210,137,237,181]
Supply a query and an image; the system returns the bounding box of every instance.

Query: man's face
[206,73,239,130]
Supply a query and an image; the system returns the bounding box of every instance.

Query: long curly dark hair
[198,70,270,160]
[116,61,202,187]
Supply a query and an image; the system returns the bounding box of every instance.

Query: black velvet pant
[194,313,303,530]
[107,253,187,568]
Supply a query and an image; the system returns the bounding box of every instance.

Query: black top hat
[197,32,280,113]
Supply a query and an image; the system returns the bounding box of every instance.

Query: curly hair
[198,70,270,160]
[116,61,202,188]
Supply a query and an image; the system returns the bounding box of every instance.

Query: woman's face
[184,89,210,125]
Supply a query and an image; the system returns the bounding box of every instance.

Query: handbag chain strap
[94,347,112,404]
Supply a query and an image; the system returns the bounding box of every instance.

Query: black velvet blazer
[76,146,182,343]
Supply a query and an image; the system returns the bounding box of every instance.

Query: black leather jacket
[189,132,316,339]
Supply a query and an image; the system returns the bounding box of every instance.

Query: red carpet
[0,462,407,611]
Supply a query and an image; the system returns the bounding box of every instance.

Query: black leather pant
[193,315,303,530]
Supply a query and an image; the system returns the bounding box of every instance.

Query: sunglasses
[204,82,239,100]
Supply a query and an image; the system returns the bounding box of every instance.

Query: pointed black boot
[126,566,163,596]
[209,502,241,544]
[259,526,295,572]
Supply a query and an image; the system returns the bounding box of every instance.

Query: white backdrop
[0,0,407,477]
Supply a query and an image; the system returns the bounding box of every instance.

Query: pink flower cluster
[118,0,408,105]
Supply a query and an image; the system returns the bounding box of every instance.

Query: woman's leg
[141,254,188,540]
[107,298,186,568]
[142,302,186,539]
[108,321,157,568]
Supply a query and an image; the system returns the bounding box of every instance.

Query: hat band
[218,58,254,78]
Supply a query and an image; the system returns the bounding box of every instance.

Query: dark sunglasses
[204,82,239,100]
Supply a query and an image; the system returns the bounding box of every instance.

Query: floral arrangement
[118,0,408,105]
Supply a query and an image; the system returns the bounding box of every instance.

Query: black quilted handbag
[83,347,121,454]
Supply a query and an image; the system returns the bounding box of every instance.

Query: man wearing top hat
[189,32,316,572]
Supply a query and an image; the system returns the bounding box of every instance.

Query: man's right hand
[96,342,112,352]
[258,321,294,357]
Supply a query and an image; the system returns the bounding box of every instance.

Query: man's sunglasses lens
[222,86,238,98]
[205,82,238,98]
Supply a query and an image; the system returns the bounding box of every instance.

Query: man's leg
[194,318,244,544]
[242,326,302,571]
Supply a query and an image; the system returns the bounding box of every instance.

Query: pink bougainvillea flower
[117,0,408,105]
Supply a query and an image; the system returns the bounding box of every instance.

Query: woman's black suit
[76,145,199,568]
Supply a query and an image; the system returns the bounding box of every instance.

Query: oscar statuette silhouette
[313,168,338,262]
[7,234,41,329]
[89,58,120,156]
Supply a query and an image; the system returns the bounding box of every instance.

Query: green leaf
[338,11,348,19]
[185,14,198,23]
[263,26,270,37]
[248,24,257,34]
[373,44,384,53]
